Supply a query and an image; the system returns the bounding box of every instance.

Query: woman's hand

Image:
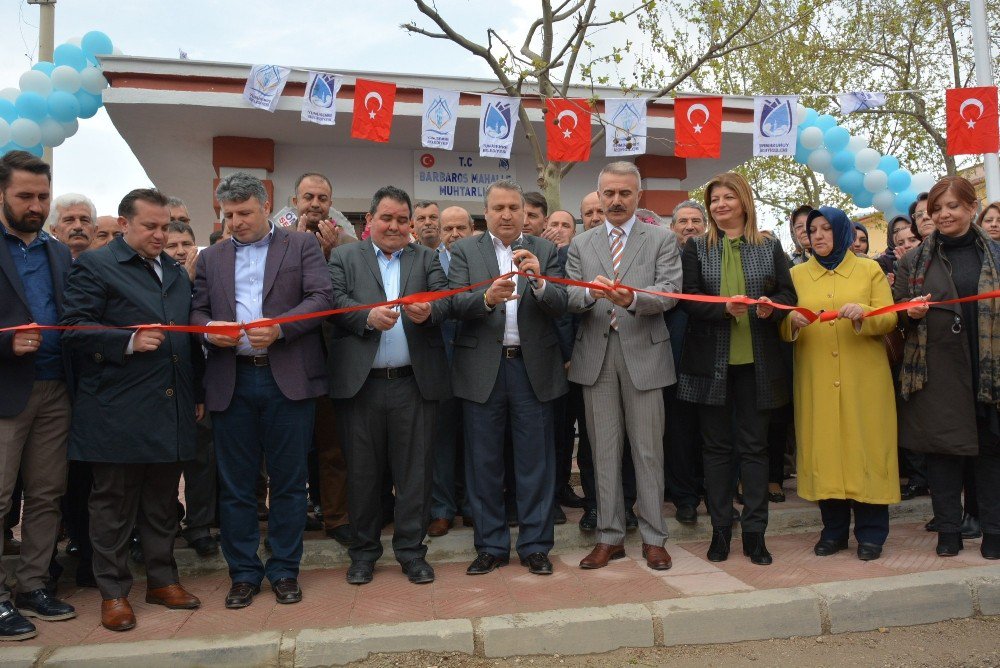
[838,303,864,324]
[725,296,749,318]
[755,295,774,319]
[906,294,932,320]
[789,311,811,332]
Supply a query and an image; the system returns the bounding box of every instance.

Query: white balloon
[873,189,896,212]
[910,171,936,194]
[61,118,79,137]
[796,103,807,122]
[19,70,52,96]
[847,135,869,152]
[10,118,41,147]
[800,126,824,150]
[79,66,109,95]
[50,65,82,93]
[824,169,842,187]
[39,117,66,147]
[863,170,888,193]
[807,148,832,173]
[0,118,10,145]
[0,87,20,102]
[854,148,881,173]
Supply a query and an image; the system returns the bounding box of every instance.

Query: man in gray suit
[448,180,568,576]
[327,185,451,586]
[566,161,681,571]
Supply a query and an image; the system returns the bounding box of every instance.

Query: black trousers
[926,449,1000,536]
[63,461,93,565]
[698,364,771,532]
[818,499,889,545]
[662,384,701,508]
[767,404,792,485]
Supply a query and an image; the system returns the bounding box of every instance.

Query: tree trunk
[539,161,562,211]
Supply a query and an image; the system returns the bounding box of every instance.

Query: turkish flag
[674,97,723,159]
[352,78,396,143]
[546,98,592,162]
[946,86,999,155]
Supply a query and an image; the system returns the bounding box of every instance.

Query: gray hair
[671,199,707,222]
[483,180,524,207]
[597,161,641,190]
[215,172,268,206]
[413,200,439,210]
[165,195,186,208]
[47,193,96,230]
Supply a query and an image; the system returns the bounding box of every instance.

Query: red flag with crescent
[946,86,999,156]
[546,98,592,162]
[674,97,723,159]
[352,78,396,143]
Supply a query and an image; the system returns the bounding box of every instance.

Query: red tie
[609,227,624,330]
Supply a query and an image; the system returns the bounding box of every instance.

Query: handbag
[884,327,905,367]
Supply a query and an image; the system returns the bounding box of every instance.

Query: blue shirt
[2,226,62,380]
[233,226,273,355]
[372,243,411,369]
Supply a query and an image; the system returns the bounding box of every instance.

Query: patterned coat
[677,235,796,409]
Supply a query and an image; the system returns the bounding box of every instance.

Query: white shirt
[487,232,545,346]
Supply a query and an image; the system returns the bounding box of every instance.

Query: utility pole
[27,0,56,166]
[970,0,999,201]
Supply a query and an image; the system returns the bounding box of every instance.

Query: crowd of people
[0,148,998,641]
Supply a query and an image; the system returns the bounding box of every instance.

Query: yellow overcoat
[780,253,901,505]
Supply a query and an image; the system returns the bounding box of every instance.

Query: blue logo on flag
[760,98,792,138]
[484,101,513,140]
[426,96,454,134]
[308,74,335,109]
[253,66,284,95]
[612,102,641,149]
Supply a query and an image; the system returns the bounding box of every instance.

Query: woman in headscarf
[893,176,1000,560]
[781,207,900,560]
[977,202,1000,242]
[851,221,870,257]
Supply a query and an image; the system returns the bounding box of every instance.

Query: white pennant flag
[838,91,887,114]
[421,88,460,150]
[479,94,520,159]
[243,64,290,113]
[605,98,647,156]
[301,71,342,125]
[753,95,799,156]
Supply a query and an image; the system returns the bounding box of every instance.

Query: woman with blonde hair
[678,172,796,565]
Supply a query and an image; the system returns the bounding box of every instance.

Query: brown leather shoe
[145,583,201,609]
[641,544,673,571]
[427,517,453,537]
[579,543,625,569]
[101,598,136,632]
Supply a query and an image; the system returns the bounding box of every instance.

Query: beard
[3,200,45,235]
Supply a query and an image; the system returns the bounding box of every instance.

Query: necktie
[609,227,624,331]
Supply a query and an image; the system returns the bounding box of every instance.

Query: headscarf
[806,206,855,270]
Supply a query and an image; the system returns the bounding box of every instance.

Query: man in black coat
[61,188,203,633]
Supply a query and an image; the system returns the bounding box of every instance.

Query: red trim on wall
[639,190,689,216]
[212,137,275,175]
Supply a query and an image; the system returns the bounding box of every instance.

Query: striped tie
[609,227,624,331]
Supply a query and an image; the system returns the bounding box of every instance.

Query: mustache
[68,229,89,238]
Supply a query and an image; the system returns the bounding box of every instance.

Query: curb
[5,562,996,667]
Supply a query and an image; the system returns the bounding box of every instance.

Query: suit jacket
[60,237,201,463]
[565,222,681,391]
[191,226,332,412]
[0,231,73,417]
[448,233,568,404]
[326,240,451,401]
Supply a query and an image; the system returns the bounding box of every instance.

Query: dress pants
[0,381,71,600]
[767,405,792,486]
[181,416,217,541]
[430,395,469,521]
[818,499,890,545]
[464,356,555,559]
[582,331,667,547]
[213,365,315,585]
[336,374,435,565]
[698,364,771,532]
[89,461,183,599]
[662,383,701,508]
[574,383,638,512]
[314,396,350,531]
[63,461,93,567]
[925,422,1000,536]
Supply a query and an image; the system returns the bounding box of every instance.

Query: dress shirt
[2,226,62,379]
[372,243,412,369]
[486,232,546,346]
[234,226,274,355]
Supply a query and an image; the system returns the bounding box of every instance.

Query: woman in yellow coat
[781,206,901,561]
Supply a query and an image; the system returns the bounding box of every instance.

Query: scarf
[807,206,854,270]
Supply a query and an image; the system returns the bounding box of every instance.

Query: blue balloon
[81,31,114,62]
[837,169,865,196]
[32,61,56,76]
[53,43,88,72]
[798,107,819,129]
[794,145,811,165]
[877,155,900,174]
[75,90,101,119]
[894,190,916,212]
[48,90,81,123]
[0,99,17,123]
[886,168,912,193]
[831,149,856,173]
[824,126,851,152]
[815,114,837,131]
[10,143,43,157]
[0,142,15,156]
[15,91,48,121]
[24,143,43,157]
[852,191,874,208]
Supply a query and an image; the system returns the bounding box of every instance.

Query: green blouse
[720,236,753,365]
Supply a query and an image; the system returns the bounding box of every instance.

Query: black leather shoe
[675,505,698,525]
[857,543,883,561]
[520,552,553,575]
[225,582,260,609]
[552,505,567,525]
[466,552,509,575]
[960,513,982,540]
[304,514,323,532]
[814,538,849,556]
[578,508,597,532]
[742,531,773,565]
[625,508,639,531]
[557,485,585,509]
[272,578,302,604]
[401,557,435,584]
[346,560,375,585]
[14,589,76,621]
[900,481,929,500]
[190,536,219,557]
[982,533,1000,560]
[326,524,356,547]
[707,526,731,562]
[65,539,80,557]
[936,532,963,557]
[0,601,36,640]
[925,517,939,532]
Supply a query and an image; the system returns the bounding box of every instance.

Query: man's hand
[592,275,632,307]
[755,295,774,319]
[12,326,42,356]
[789,311,812,331]
[315,220,340,260]
[540,227,566,247]
[183,248,198,282]
[485,277,517,307]
[403,302,432,324]
[726,296,749,318]
[906,294,932,320]
[367,305,400,331]
[195,403,205,422]
[245,324,281,349]
[206,321,242,348]
[134,327,166,353]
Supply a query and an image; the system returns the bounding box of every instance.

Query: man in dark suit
[191,173,332,609]
[61,188,203,632]
[0,151,76,641]
[327,185,450,586]
[448,180,568,576]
